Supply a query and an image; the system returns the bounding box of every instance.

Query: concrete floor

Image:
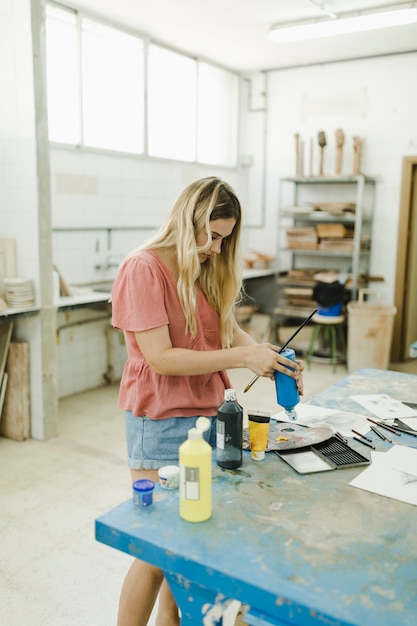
[1,359,416,625]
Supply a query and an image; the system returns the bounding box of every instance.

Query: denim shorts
[125,411,217,470]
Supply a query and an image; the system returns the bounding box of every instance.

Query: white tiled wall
[56,309,127,397]
[51,149,242,285]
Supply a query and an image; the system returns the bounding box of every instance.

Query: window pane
[81,18,144,154]
[46,5,80,144]
[197,63,239,167]
[148,45,196,161]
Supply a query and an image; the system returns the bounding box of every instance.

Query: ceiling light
[268,5,417,43]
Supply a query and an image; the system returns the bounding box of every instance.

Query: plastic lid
[188,427,201,440]
[158,465,179,477]
[132,479,155,492]
[188,416,211,440]
[196,416,210,432]
[224,388,237,401]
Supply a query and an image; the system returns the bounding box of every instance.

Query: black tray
[275,436,371,474]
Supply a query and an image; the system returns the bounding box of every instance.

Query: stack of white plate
[4,278,35,308]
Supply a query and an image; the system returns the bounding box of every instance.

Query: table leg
[164,571,233,625]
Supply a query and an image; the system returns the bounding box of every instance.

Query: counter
[57,291,111,311]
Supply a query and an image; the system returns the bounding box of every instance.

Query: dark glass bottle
[216,388,243,469]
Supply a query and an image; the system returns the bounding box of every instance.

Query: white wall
[51,150,242,286]
[0,0,49,438]
[243,52,417,305]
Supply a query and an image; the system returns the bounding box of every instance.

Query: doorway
[392,156,417,362]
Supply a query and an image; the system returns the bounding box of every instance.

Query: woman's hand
[295,360,304,396]
[244,343,304,382]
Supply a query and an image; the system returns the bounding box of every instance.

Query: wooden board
[0,341,30,441]
[0,321,13,384]
[0,372,8,416]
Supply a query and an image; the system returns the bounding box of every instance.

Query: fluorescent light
[269,6,417,43]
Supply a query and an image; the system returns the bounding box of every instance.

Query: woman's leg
[117,558,164,626]
[155,578,180,626]
[117,469,180,626]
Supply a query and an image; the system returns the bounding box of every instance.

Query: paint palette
[242,421,333,451]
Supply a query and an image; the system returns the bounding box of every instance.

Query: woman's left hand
[295,359,304,395]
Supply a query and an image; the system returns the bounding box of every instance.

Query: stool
[306,313,346,372]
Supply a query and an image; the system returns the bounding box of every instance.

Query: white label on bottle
[184,466,199,500]
[216,421,225,450]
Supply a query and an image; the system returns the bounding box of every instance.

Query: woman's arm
[135,323,302,381]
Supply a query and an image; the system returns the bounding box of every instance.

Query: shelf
[283,248,370,257]
[281,175,377,184]
[274,306,317,318]
[276,277,317,287]
[281,211,371,223]
[0,305,40,320]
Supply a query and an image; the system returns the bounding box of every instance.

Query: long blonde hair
[138,177,242,348]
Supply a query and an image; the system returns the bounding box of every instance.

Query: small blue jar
[274,348,300,421]
[132,479,155,507]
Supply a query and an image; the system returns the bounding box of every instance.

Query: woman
[111,176,303,626]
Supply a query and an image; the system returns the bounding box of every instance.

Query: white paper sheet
[349,445,417,506]
[351,393,417,425]
[273,403,371,437]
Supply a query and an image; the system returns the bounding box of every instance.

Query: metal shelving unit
[275,174,377,322]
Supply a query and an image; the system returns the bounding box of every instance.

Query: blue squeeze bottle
[274,348,300,421]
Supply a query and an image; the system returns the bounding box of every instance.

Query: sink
[72,280,114,293]
[90,281,114,293]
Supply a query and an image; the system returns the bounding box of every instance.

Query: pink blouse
[111,250,231,419]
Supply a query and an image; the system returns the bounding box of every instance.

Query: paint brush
[352,436,375,450]
[243,308,318,393]
[352,428,373,443]
[366,417,398,435]
[369,425,391,442]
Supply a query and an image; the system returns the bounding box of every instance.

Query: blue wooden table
[95,368,417,626]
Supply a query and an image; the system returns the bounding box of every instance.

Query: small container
[274,348,300,421]
[318,302,343,316]
[158,465,180,490]
[132,479,155,507]
[248,410,271,461]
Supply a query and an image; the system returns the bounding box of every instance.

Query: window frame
[46,1,240,168]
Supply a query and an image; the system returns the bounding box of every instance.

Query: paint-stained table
[95,368,417,625]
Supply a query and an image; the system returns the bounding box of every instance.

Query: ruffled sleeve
[112,253,169,332]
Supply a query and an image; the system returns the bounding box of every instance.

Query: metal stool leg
[328,325,338,373]
[337,324,347,366]
[306,324,321,369]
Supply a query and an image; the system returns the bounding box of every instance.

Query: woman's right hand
[244,343,304,382]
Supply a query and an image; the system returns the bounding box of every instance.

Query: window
[46,5,79,144]
[197,62,239,167]
[45,3,239,166]
[81,19,144,153]
[148,45,197,161]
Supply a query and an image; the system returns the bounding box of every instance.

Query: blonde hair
[136,177,242,348]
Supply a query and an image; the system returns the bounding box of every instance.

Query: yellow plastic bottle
[179,417,212,522]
